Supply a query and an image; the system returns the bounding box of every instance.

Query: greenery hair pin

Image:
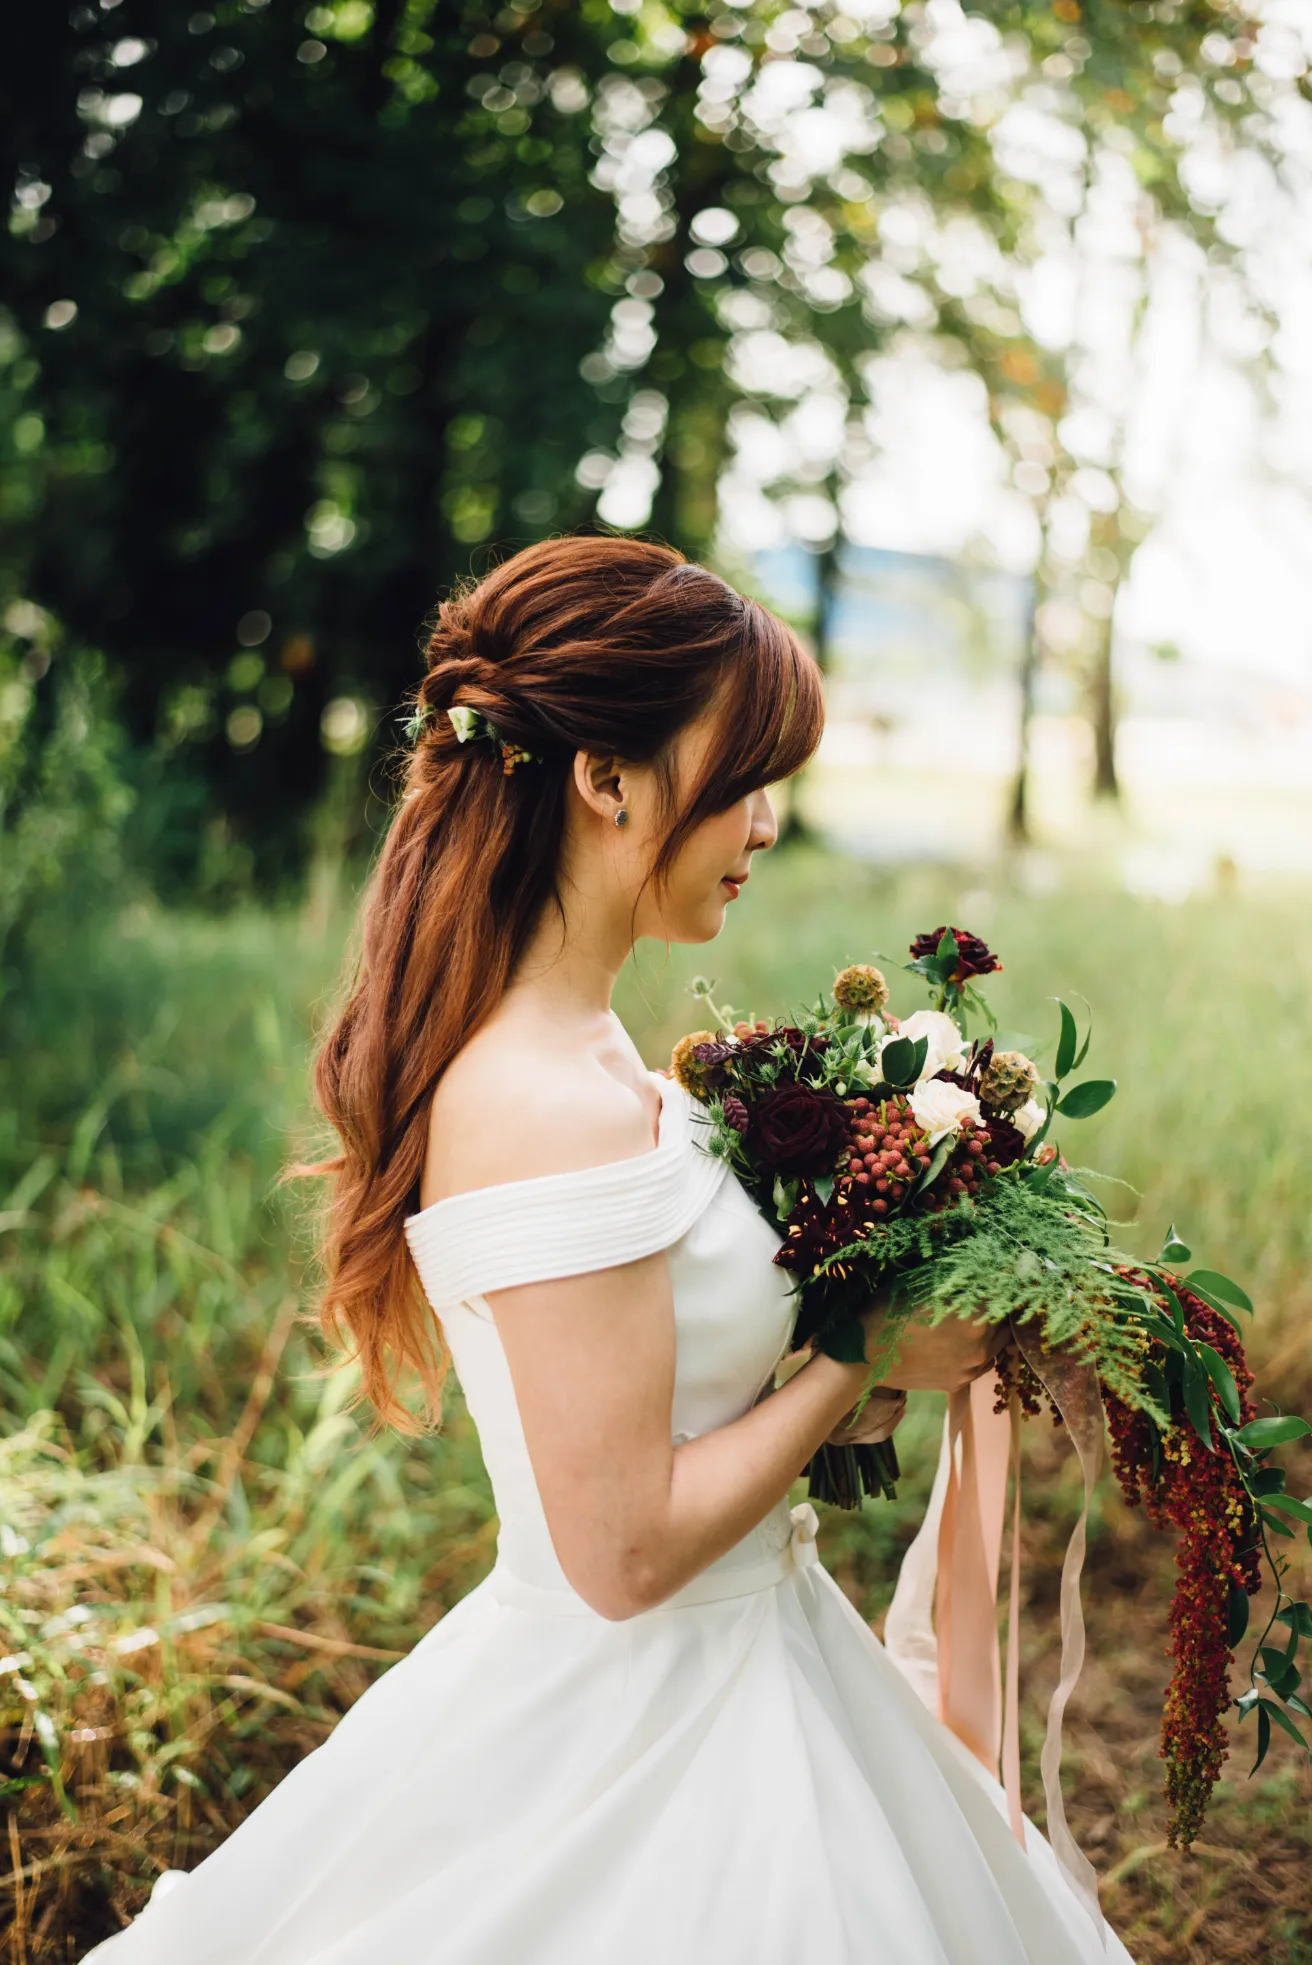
[446,704,491,745]
[402,698,539,773]
[445,701,540,775]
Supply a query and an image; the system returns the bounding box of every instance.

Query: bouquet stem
[805,1438,900,1508]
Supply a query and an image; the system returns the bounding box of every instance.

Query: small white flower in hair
[447,706,486,743]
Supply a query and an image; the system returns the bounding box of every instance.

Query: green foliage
[2,1,1272,889]
[853,1175,1149,1405]
[3,847,1312,1942]
[0,623,135,979]
[2,2,630,887]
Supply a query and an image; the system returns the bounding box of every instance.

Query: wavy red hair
[297,535,822,1430]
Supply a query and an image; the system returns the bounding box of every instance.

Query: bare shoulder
[420,1031,660,1209]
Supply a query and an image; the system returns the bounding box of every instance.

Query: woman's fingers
[827,1387,907,1446]
[866,1314,1004,1392]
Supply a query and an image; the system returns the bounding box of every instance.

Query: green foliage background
[3,3,1308,1955]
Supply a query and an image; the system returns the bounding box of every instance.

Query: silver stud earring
[614,807,628,828]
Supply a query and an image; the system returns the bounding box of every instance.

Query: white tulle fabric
[82,1073,1132,1965]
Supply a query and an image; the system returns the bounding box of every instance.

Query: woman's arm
[439,1063,994,1620]
[489,1253,995,1622]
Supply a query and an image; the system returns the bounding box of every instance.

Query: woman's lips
[721,873,747,899]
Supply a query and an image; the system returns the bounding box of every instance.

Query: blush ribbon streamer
[883,1336,1106,1944]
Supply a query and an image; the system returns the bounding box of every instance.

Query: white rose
[1012,1097,1046,1142]
[910,1078,982,1145]
[894,1009,968,1081]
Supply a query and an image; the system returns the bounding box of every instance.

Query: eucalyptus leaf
[1226,1581,1251,1648]
[1263,1494,1312,1527]
[880,1035,928,1089]
[813,1174,834,1207]
[1181,1354,1215,1451]
[1277,1602,1312,1640]
[913,1136,954,1199]
[1257,1697,1308,1752]
[1186,1269,1254,1315]
[1258,1649,1302,1700]
[1056,1078,1116,1119]
[1196,1342,1242,1426]
[1251,1703,1271,1773]
[1157,1279,1188,1336]
[1159,1223,1192,1264]
[1068,994,1094,1070]
[991,1030,1039,1056]
[1236,1415,1312,1451]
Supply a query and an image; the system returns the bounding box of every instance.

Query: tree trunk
[1089,610,1120,800]
[1008,575,1040,844]
[780,529,839,845]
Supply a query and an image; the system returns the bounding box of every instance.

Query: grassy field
[3,844,1310,1960]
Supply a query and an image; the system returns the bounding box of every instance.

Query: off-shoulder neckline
[404,1070,680,1229]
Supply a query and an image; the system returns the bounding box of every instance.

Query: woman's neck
[505,883,633,1026]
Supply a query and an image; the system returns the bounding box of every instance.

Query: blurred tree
[1,0,629,890]
[1,0,1282,885]
[605,0,1275,815]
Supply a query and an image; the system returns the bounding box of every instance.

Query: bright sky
[711,2,1312,706]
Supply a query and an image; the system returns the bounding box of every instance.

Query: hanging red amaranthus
[1104,1274,1262,1848]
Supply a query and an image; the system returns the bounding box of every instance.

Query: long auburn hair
[302,534,823,1430]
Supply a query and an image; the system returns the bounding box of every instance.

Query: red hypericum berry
[986,1160,1001,1176]
[848,1158,863,1176]
[967,1139,983,1156]
[856,1172,871,1187]
[949,1177,966,1195]
[873,1198,889,1215]
[918,1152,931,1169]
[895,1160,911,1178]
[875,1178,890,1194]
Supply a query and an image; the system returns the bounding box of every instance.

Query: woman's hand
[825,1385,906,1447]
[861,1298,1002,1393]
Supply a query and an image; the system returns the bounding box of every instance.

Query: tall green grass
[3,848,1310,1955]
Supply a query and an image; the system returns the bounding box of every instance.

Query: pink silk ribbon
[887,1334,1106,1944]
[1012,1329,1107,1941]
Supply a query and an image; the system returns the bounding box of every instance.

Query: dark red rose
[722,1095,750,1134]
[910,926,1001,984]
[979,1114,1025,1168]
[749,1082,850,1177]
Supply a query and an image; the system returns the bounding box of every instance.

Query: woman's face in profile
[629,706,783,947]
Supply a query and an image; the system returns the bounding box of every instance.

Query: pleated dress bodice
[402,1073,802,1599]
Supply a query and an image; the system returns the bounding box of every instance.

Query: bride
[84,534,1133,1963]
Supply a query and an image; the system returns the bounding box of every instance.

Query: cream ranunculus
[894,1009,968,1081]
[1012,1096,1046,1142]
[909,1078,982,1145]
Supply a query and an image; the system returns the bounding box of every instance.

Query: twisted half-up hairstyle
[303,534,822,1429]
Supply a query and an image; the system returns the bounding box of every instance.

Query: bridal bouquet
[671,928,1312,1846]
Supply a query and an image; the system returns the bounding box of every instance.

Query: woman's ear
[572,750,626,824]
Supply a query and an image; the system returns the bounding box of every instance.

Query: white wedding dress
[84,1071,1132,1964]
